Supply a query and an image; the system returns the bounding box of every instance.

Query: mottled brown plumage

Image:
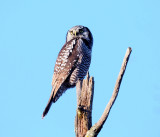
[42,25,93,118]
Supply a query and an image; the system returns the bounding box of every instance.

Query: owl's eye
[70,31,73,35]
[79,29,84,33]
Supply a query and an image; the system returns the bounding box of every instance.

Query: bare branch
[85,47,132,137]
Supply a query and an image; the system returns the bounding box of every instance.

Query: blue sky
[0,0,160,137]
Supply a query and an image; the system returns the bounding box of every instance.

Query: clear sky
[0,0,160,137]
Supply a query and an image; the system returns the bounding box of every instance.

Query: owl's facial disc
[66,25,92,42]
[69,28,84,37]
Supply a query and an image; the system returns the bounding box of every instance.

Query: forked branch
[85,47,132,137]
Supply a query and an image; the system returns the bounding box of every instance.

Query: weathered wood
[85,47,132,137]
[75,73,94,137]
[75,47,132,137]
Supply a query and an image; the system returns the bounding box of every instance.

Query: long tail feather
[42,97,52,119]
[42,86,56,119]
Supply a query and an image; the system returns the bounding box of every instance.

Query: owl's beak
[74,31,77,36]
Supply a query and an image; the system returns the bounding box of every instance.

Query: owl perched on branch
[42,25,93,118]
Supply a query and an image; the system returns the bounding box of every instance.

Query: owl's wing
[51,38,81,94]
[42,38,81,118]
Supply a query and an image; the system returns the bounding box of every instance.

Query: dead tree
[75,47,132,137]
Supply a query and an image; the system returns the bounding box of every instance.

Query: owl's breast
[69,51,91,86]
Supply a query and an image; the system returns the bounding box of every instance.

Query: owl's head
[66,25,93,44]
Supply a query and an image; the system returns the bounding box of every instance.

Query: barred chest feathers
[69,38,92,85]
[42,25,93,119]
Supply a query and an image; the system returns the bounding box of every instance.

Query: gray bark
[75,47,132,137]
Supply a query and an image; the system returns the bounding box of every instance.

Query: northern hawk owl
[42,25,93,118]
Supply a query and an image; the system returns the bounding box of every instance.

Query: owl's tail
[42,87,55,119]
[42,97,52,119]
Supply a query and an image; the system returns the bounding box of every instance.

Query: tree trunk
[75,47,132,137]
[75,73,94,137]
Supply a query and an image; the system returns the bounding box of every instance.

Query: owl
[42,25,93,118]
